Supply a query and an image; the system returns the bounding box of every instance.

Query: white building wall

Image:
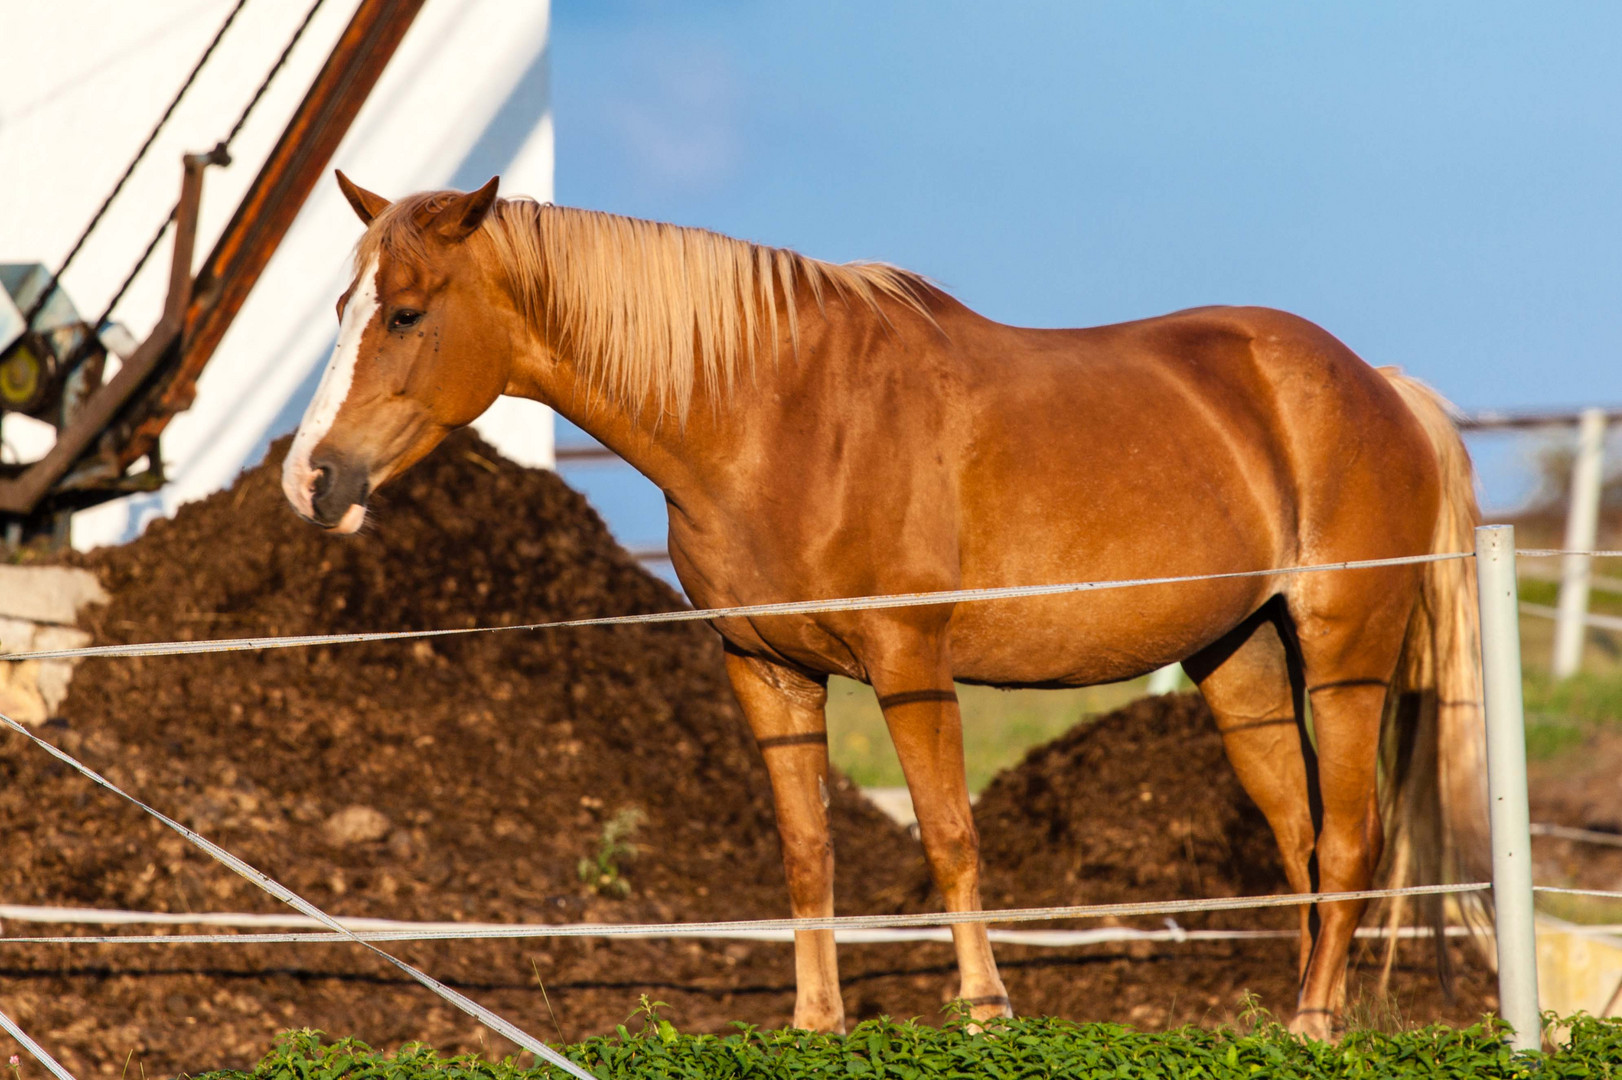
[0,0,554,550]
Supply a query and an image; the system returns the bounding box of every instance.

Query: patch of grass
[1516,583,1622,681]
[1523,669,1622,725]
[1524,720,1589,761]
[205,1013,1622,1080]
[825,675,1161,791]
[1522,668,1622,761]
[1518,576,1622,619]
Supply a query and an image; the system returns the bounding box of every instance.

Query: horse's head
[282,172,513,532]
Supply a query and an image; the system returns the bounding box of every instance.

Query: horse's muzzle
[308,453,370,532]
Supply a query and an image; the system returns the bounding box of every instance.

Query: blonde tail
[1376,368,1493,985]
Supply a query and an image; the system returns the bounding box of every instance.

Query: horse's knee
[918,812,980,884]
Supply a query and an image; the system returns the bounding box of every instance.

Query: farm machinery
[0,0,426,547]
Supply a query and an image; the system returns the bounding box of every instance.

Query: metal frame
[0,0,426,533]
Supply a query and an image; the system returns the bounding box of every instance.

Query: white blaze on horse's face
[281,256,380,534]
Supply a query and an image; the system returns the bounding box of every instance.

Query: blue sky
[549,2,1622,549]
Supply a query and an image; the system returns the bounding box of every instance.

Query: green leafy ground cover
[202,1013,1622,1080]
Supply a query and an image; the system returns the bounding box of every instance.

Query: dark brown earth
[960,693,1495,1029]
[0,434,1492,1077]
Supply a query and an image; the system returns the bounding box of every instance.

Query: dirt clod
[322,806,391,847]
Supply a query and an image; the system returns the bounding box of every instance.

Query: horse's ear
[428,176,500,242]
[336,170,390,225]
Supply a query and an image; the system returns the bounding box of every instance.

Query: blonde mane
[356,193,934,419]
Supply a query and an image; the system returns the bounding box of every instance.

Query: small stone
[322,805,391,845]
[0,565,107,624]
[387,830,416,860]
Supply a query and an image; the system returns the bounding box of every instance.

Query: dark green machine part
[0,0,426,552]
[0,266,119,546]
[0,265,108,423]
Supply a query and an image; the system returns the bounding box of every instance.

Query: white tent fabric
[0,0,554,550]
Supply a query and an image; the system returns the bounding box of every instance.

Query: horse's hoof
[1288,1009,1335,1042]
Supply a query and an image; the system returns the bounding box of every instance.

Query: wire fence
[4,543,1622,1074]
[10,888,1622,949]
[0,551,1517,664]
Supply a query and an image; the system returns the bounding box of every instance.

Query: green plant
[576,806,645,899]
[625,995,678,1045]
[199,1013,1622,1080]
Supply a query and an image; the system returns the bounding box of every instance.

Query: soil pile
[0,431,918,1075]
[1529,729,1622,907]
[959,694,1494,1029]
[974,694,1285,915]
[0,436,1489,1075]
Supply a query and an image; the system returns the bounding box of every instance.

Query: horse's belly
[943,572,1271,687]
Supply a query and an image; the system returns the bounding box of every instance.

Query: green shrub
[199,1011,1622,1080]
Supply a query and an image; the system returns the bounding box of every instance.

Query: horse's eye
[389,309,423,331]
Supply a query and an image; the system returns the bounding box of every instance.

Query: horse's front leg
[866,618,1011,1023]
[724,649,844,1032]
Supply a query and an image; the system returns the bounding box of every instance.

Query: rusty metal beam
[0,149,219,513]
[0,0,426,521]
[117,0,427,471]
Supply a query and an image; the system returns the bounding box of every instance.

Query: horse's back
[933,303,1441,684]
[952,303,1436,556]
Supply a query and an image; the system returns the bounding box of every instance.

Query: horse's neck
[509,342,736,501]
[513,296,847,497]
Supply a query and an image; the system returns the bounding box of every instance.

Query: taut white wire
[0,910,1494,948]
[0,1008,77,1080]
[0,879,1490,941]
[0,710,590,1080]
[4,551,1472,664]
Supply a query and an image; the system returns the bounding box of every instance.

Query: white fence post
[1475,524,1541,1052]
[1552,407,1607,679]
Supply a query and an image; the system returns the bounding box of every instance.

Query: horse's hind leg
[866,619,1010,1022]
[1286,564,1420,1039]
[1184,601,1319,986]
[724,650,845,1032]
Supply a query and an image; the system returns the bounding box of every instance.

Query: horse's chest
[666,542,870,680]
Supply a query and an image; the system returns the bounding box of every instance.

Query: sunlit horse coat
[283,175,1489,1039]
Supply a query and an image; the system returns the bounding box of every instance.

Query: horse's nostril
[311,464,334,501]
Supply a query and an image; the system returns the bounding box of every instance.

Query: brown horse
[282,174,1489,1039]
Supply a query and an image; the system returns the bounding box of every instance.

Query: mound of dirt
[973,693,1285,914]
[1529,727,1622,904]
[0,431,920,1075]
[959,694,1494,1028]
[0,436,1489,1076]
